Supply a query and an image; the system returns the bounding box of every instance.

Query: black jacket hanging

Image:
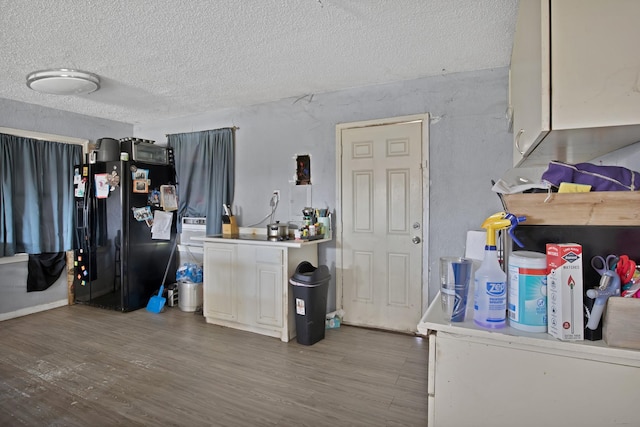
[27,252,66,292]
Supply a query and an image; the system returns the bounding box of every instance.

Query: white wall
[0,98,132,142]
[135,67,513,311]
[596,141,640,170]
[3,69,639,318]
[0,256,67,320]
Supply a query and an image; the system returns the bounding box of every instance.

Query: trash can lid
[291,261,331,285]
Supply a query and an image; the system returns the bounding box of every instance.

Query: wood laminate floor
[0,305,428,426]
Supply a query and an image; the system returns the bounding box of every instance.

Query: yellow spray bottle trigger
[481,211,527,248]
[485,212,508,221]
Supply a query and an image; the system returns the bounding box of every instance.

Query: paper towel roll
[465,230,486,261]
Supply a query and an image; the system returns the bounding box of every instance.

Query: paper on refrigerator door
[160,185,178,211]
[94,174,110,199]
[151,210,173,240]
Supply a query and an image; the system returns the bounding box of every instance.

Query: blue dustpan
[146,240,177,314]
[146,284,166,313]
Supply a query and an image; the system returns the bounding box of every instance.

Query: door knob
[412,236,421,244]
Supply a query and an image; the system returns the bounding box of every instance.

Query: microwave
[121,139,172,165]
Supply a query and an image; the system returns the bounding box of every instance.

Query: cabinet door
[551,0,640,129]
[235,246,285,328]
[431,332,640,426]
[510,0,550,165]
[254,248,284,328]
[203,243,237,321]
[511,0,640,167]
[235,245,256,326]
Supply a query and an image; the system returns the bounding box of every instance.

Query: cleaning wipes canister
[508,251,547,332]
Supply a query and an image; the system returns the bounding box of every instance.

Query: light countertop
[193,227,332,248]
[419,291,640,366]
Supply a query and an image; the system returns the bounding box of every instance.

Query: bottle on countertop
[473,212,526,329]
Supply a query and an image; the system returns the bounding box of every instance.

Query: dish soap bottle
[473,212,526,329]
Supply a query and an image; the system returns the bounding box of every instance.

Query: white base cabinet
[420,295,640,426]
[203,238,323,342]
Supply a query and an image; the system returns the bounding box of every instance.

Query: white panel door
[340,120,423,332]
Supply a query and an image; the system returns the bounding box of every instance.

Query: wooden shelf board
[503,192,640,226]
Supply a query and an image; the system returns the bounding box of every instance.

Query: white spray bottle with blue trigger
[473,212,527,329]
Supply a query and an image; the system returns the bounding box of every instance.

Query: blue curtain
[1,133,82,256]
[168,128,235,235]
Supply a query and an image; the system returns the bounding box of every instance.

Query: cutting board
[603,297,640,350]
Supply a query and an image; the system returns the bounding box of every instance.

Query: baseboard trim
[0,299,68,322]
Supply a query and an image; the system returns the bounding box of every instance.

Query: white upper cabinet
[510,0,640,166]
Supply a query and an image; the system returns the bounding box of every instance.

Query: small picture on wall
[296,154,311,185]
[133,179,149,193]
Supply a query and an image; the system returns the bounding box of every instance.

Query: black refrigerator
[73,160,177,312]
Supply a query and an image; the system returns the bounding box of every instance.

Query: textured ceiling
[0,0,518,125]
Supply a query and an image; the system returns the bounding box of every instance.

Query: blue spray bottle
[473,212,526,329]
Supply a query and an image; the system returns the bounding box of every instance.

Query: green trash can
[290,261,331,345]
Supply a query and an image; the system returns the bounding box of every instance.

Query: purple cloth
[541,161,640,191]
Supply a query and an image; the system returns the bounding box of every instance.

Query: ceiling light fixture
[26,68,100,95]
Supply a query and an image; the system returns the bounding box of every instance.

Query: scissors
[591,254,618,276]
[616,255,637,284]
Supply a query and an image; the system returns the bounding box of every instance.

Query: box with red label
[546,243,584,341]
